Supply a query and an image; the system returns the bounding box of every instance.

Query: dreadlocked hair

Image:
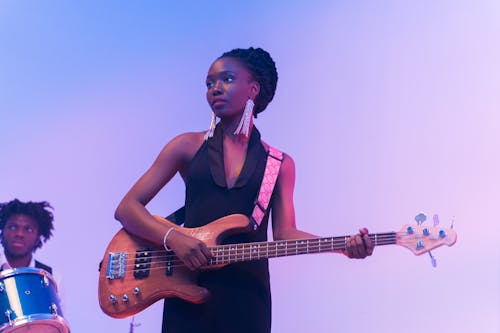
[0,198,54,250]
[220,47,278,117]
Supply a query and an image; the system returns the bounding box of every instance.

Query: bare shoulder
[171,131,206,145]
[260,140,295,176]
[279,152,295,178]
[148,131,206,178]
[162,131,206,160]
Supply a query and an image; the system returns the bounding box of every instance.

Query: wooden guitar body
[98,214,250,318]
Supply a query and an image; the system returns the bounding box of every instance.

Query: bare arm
[115,133,191,243]
[271,153,374,258]
[271,154,317,240]
[114,132,212,269]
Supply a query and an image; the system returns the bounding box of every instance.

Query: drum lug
[0,282,4,293]
[4,309,15,324]
[49,303,59,315]
[42,274,50,287]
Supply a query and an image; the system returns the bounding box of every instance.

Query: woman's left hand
[344,228,374,259]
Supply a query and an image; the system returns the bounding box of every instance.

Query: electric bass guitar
[98,214,457,318]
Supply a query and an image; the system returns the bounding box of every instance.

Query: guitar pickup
[134,248,152,279]
[106,252,127,279]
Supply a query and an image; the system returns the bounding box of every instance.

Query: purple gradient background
[1,1,499,332]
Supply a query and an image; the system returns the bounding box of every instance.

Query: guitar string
[112,246,400,274]
[107,236,399,273]
[113,234,398,262]
[110,235,399,271]
[105,232,445,276]
[109,233,399,258]
[119,237,400,273]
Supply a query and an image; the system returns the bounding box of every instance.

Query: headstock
[396,223,457,256]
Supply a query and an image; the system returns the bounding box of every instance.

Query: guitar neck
[208,232,396,266]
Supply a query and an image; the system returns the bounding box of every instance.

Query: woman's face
[206,57,259,119]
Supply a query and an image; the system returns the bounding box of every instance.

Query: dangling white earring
[234,99,254,137]
[204,112,216,140]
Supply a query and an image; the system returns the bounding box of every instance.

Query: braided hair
[0,199,54,250]
[220,47,278,117]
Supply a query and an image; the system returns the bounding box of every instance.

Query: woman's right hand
[165,229,212,271]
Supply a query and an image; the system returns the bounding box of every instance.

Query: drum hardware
[42,275,50,287]
[49,304,58,316]
[3,309,13,324]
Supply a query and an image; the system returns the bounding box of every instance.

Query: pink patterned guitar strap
[250,145,283,230]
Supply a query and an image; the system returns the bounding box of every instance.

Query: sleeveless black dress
[162,124,272,333]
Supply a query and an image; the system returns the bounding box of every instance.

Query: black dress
[162,124,272,333]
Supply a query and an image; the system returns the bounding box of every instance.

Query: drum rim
[0,314,70,332]
[0,267,55,282]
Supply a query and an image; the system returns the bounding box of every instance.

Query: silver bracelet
[163,227,175,252]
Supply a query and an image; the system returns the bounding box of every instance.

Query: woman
[115,47,374,333]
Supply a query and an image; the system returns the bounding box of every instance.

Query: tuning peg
[415,213,427,225]
[428,251,437,268]
[433,214,440,226]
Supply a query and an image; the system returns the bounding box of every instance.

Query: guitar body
[98,214,251,318]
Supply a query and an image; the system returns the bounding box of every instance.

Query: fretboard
[208,232,396,266]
